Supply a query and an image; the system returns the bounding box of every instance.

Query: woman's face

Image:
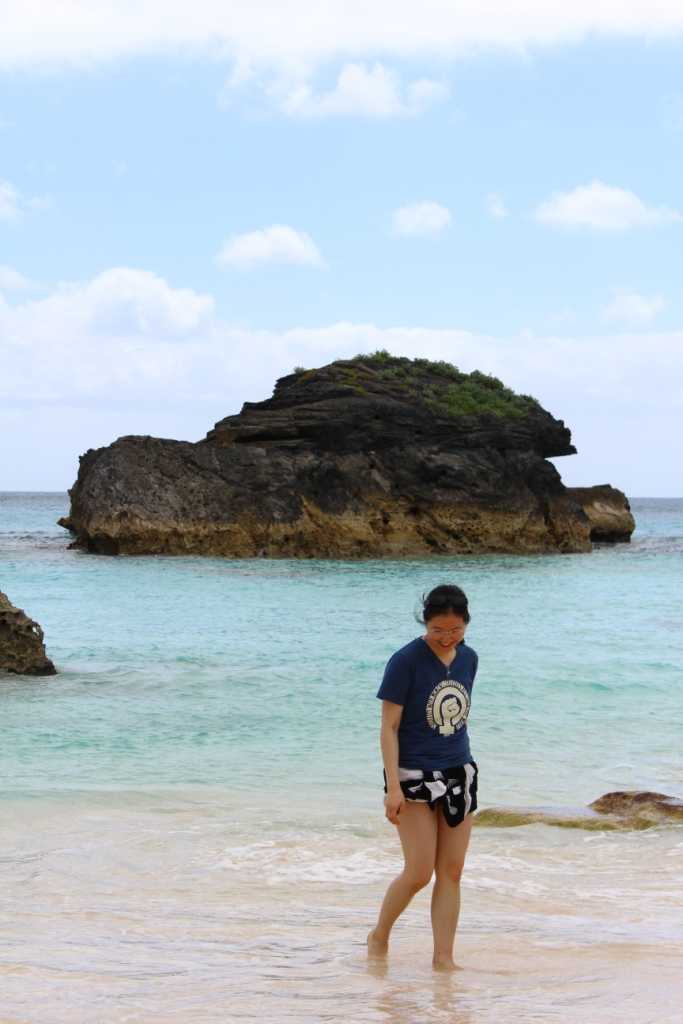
[425,611,467,656]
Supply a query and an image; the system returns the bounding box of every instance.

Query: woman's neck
[424,636,457,667]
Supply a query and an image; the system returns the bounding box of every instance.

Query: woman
[367,584,478,971]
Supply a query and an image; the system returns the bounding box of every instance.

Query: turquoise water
[1,494,682,1023]
[1,494,682,806]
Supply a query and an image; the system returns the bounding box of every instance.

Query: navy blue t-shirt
[376,637,478,770]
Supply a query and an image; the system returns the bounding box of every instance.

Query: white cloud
[3,267,681,418]
[391,200,452,237]
[601,288,666,328]
[0,180,22,221]
[3,266,213,356]
[2,266,683,494]
[0,265,37,290]
[487,193,507,219]
[0,180,49,221]
[2,1,683,73]
[270,62,447,118]
[216,224,323,271]
[4,1,682,120]
[535,179,682,232]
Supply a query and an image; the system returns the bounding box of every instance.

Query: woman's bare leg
[430,810,473,970]
[367,802,438,956]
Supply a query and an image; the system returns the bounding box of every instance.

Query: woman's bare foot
[366,928,389,957]
[432,954,462,972]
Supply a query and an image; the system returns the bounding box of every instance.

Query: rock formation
[568,485,635,542]
[58,353,634,558]
[0,591,57,675]
[475,791,683,831]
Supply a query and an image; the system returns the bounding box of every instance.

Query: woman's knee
[435,860,464,886]
[403,866,434,893]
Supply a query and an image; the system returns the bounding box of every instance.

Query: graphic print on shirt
[426,680,470,736]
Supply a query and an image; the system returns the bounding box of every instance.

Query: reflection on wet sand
[371,972,475,1024]
[3,794,681,1023]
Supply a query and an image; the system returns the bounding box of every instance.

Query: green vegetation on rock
[473,808,619,831]
[335,351,540,420]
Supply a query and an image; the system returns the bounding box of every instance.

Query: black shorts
[384,761,478,828]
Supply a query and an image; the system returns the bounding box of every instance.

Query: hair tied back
[416,584,471,625]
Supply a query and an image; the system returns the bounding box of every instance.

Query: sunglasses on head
[427,594,467,608]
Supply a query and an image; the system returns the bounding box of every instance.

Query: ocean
[1,493,682,1022]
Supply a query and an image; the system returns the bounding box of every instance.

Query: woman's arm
[380,699,405,825]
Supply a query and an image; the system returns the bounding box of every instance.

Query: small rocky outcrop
[58,353,634,558]
[475,791,683,831]
[0,591,57,676]
[568,485,635,543]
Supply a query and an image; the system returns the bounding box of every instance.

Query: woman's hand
[384,786,405,825]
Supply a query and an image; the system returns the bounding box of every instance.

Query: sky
[1,0,682,495]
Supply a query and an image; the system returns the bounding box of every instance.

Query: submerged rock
[568,485,635,543]
[0,591,57,676]
[589,790,683,825]
[58,353,633,558]
[475,791,683,831]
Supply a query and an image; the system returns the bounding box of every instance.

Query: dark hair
[416,584,471,625]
